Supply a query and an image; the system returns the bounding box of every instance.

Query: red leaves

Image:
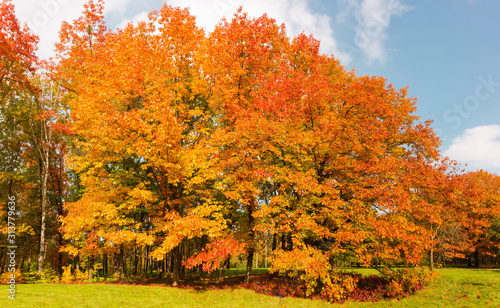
[51,121,74,136]
[0,0,38,93]
[184,238,245,273]
[254,169,274,179]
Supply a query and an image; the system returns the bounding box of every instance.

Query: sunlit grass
[2,268,499,307]
[342,268,500,307]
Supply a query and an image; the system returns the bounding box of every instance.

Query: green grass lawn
[2,268,499,307]
[341,268,500,308]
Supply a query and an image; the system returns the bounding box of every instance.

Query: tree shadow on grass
[100,270,430,304]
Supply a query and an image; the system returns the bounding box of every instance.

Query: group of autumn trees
[1,0,500,288]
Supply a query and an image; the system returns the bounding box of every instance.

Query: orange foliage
[49,1,500,298]
[0,0,38,94]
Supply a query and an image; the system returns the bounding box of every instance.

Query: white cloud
[102,0,133,15]
[347,0,411,64]
[166,0,352,63]
[12,0,87,59]
[11,0,133,59]
[444,125,500,174]
[116,11,149,30]
[10,0,350,63]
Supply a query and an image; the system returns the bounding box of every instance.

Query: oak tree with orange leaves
[56,1,239,285]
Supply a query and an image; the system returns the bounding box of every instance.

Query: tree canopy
[1,0,499,302]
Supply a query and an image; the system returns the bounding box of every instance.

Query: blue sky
[12,0,500,174]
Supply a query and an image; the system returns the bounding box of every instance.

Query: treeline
[1,0,500,300]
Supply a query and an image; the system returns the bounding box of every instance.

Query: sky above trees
[10,0,500,174]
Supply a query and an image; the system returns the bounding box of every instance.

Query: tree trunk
[219,257,230,281]
[474,249,480,268]
[172,246,181,286]
[159,256,163,279]
[111,254,116,277]
[430,249,434,272]
[265,239,268,268]
[103,253,108,278]
[245,200,255,284]
[88,256,94,281]
[38,158,49,274]
[117,249,124,280]
[286,233,293,251]
[122,249,127,277]
[19,257,24,272]
[57,250,64,276]
[245,248,254,284]
[181,245,186,278]
[75,254,80,272]
[133,247,138,276]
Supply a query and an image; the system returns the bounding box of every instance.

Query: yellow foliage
[0,269,23,284]
[61,266,74,283]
